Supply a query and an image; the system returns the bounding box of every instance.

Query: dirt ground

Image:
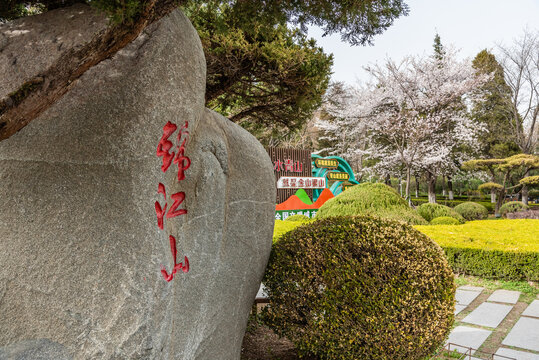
[240,318,318,360]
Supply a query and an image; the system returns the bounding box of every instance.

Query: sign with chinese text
[327,172,350,181]
[277,176,326,189]
[275,209,318,220]
[314,158,339,169]
[266,147,313,204]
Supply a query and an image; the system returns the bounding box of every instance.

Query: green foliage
[186,2,333,141]
[412,198,495,212]
[316,182,427,225]
[478,182,503,192]
[285,214,310,222]
[471,50,519,158]
[454,202,489,221]
[431,216,461,225]
[416,203,465,223]
[499,201,529,216]
[264,216,455,360]
[520,175,539,188]
[2,0,410,45]
[415,219,539,280]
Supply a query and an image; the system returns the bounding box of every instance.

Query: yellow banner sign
[315,158,339,169]
[327,172,350,181]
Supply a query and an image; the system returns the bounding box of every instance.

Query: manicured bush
[454,202,489,221]
[416,203,465,223]
[285,214,310,222]
[431,216,461,225]
[264,216,455,360]
[415,219,539,281]
[500,201,529,217]
[316,182,427,225]
[411,198,495,212]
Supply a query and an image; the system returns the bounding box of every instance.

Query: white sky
[308,0,539,85]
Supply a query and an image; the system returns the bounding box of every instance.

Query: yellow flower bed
[414,219,539,253]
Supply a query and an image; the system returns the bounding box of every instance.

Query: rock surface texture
[0,5,275,359]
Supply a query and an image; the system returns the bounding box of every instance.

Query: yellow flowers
[415,219,539,252]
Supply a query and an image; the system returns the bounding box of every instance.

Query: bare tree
[498,30,539,203]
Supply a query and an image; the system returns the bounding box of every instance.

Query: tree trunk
[398,177,403,197]
[490,174,496,203]
[442,176,447,197]
[426,171,436,203]
[405,167,411,205]
[415,175,420,198]
[522,169,530,205]
[495,189,505,218]
[447,176,454,200]
[385,174,391,186]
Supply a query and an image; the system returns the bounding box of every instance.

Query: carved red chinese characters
[155,121,191,282]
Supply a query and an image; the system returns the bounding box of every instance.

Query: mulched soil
[241,319,318,360]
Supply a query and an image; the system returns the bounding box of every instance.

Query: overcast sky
[308,0,539,85]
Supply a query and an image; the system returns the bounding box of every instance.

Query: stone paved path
[445,287,539,359]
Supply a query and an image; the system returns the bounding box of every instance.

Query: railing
[430,343,516,360]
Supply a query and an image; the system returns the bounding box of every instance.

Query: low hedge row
[412,198,495,212]
[442,247,539,281]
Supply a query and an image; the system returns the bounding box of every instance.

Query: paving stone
[445,326,492,354]
[459,285,485,292]
[522,300,539,318]
[462,302,513,328]
[256,284,268,299]
[495,347,539,360]
[502,317,539,352]
[456,289,482,305]
[455,304,467,315]
[488,289,521,304]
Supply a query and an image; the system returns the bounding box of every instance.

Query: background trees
[497,30,539,204]
[463,154,539,216]
[318,46,488,203]
[185,2,332,144]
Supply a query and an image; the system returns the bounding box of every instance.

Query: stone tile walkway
[446,287,539,359]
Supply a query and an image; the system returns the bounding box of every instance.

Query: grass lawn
[415,219,539,253]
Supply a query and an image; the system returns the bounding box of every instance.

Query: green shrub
[416,203,465,223]
[411,198,495,212]
[264,216,455,360]
[454,202,489,221]
[316,182,427,225]
[500,201,529,217]
[285,214,310,222]
[431,216,461,225]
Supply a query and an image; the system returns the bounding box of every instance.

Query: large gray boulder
[0,5,275,359]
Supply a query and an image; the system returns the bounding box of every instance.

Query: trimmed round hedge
[417,203,464,223]
[500,201,529,217]
[431,216,461,225]
[454,202,489,221]
[285,214,311,222]
[316,182,427,225]
[263,216,455,360]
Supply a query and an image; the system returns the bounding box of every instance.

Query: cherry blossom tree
[319,48,489,204]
